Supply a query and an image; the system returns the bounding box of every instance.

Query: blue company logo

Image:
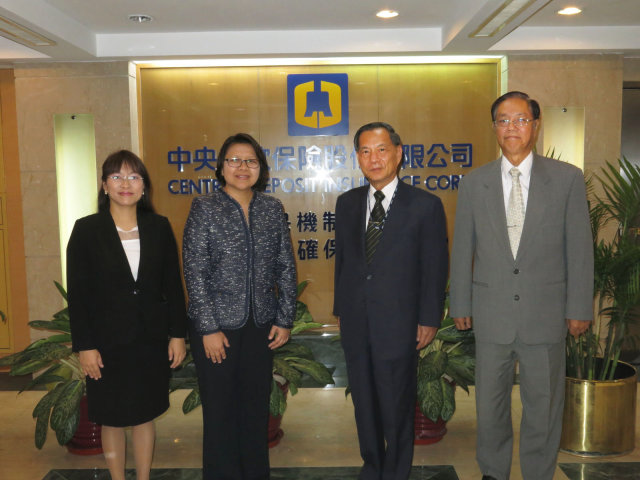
[287,73,349,136]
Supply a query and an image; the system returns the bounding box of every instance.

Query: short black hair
[98,150,154,213]
[491,91,541,121]
[353,122,402,150]
[215,133,269,192]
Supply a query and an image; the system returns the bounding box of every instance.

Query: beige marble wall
[14,62,132,338]
[9,56,632,338]
[506,54,624,174]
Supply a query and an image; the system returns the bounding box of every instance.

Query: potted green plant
[414,293,476,444]
[562,158,640,456]
[0,282,100,452]
[171,280,335,446]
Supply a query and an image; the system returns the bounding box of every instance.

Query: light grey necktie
[507,167,524,258]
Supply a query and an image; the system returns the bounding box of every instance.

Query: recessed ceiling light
[376,9,399,19]
[128,14,153,23]
[558,7,582,15]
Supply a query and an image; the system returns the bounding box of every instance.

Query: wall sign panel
[139,63,499,323]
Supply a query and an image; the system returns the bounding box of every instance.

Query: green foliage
[270,378,287,417]
[178,280,335,418]
[566,158,640,380]
[291,281,324,334]
[416,292,475,421]
[182,387,201,414]
[5,282,86,449]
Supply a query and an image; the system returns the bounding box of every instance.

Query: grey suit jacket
[449,154,593,345]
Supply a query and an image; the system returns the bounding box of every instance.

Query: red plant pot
[414,403,447,445]
[66,395,103,455]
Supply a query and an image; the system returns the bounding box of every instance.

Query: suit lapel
[482,161,513,259]
[368,180,408,265]
[97,211,136,284]
[517,155,551,261]
[136,211,153,285]
[356,187,368,261]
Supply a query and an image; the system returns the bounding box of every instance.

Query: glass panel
[542,106,585,170]
[54,114,97,287]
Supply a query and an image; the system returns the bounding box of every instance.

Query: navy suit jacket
[333,179,449,359]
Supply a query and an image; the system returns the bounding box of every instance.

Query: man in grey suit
[449,91,593,480]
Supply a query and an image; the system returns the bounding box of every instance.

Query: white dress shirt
[365,176,399,226]
[501,152,533,214]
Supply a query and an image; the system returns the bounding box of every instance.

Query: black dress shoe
[482,476,497,480]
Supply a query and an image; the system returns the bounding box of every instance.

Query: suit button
[513,269,519,274]
[514,294,520,301]
[133,289,140,295]
[366,274,372,280]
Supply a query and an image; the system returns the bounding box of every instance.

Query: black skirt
[85,341,170,427]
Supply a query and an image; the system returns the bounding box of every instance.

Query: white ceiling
[0,0,638,62]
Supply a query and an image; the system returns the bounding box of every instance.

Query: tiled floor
[2,386,640,480]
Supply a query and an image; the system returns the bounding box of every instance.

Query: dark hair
[353,122,402,150]
[491,91,541,121]
[215,133,269,192]
[98,150,154,213]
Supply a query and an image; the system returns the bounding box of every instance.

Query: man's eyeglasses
[225,158,260,169]
[493,118,534,129]
[107,175,143,184]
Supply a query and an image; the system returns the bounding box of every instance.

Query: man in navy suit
[334,122,449,480]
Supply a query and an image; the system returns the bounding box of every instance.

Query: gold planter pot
[560,361,637,457]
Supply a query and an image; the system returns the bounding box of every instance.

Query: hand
[168,337,186,368]
[567,319,591,338]
[268,326,290,350]
[79,349,104,380]
[454,316,472,330]
[416,325,438,350]
[202,332,230,364]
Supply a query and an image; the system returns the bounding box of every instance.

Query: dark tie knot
[374,190,385,202]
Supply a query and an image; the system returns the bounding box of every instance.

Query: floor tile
[559,462,640,479]
[43,466,459,480]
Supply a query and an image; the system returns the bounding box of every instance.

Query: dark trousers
[344,340,418,480]
[191,318,273,480]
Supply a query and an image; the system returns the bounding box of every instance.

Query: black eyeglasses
[225,158,260,169]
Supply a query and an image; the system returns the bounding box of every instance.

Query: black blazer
[67,210,187,352]
[333,180,449,358]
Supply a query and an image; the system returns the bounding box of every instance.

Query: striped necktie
[365,190,385,264]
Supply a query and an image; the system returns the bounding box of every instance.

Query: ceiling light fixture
[376,9,399,19]
[128,14,153,23]
[470,0,537,37]
[558,7,581,15]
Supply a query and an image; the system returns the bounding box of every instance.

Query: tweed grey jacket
[183,190,297,335]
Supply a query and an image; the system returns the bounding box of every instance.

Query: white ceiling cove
[0,0,638,62]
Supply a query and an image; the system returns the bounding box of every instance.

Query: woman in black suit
[67,150,187,480]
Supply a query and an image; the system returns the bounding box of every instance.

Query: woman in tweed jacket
[183,133,297,480]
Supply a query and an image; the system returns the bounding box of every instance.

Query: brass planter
[560,361,637,457]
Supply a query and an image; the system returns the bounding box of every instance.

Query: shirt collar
[368,176,399,200]
[501,151,533,181]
